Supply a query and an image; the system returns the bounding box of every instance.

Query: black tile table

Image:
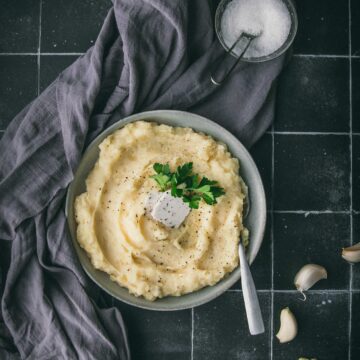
[0,0,40,53]
[274,135,350,211]
[273,292,349,360]
[41,0,110,53]
[353,60,360,133]
[275,57,349,132]
[351,0,360,56]
[39,54,80,91]
[0,55,37,128]
[293,0,349,55]
[0,0,358,359]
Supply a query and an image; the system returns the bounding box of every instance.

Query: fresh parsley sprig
[150,162,225,209]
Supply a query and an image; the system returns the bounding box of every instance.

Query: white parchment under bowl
[65,110,266,311]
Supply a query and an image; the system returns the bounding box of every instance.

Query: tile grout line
[0,52,38,56]
[266,131,360,136]
[191,308,194,360]
[348,1,353,359]
[270,131,350,136]
[0,52,85,56]
[227,289,357,294]
[37,0,43,96]
[272,210,350,214]
[41,52,85,56]
[293,54,360,59]
[294,54,347,58]
[0,52,359,58]
[270,123,275,360]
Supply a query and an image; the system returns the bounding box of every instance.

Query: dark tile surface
[273,292,349,360]
[1,0,358,359]
[354,136,360,212]
[193,292,270,360]
[275,58,349,132]
[250,133,272,209]
[273,213,350,290]
[274,135,350,211]
[232,218,272,290]
[353,60,360,133]
[115,300,191,360]
[40,55,79,91]
[0,56,37,129]
[0,133,4,291]
[352,0,360,56]
[41,0,111,52]
[351,293,360,358]
[352,214,360,290]
[293,0,349,55]
[0,0,39,52]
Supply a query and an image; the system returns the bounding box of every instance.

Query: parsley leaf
[183,194,202,209]
[153,163,170,175]
[198,177,218,187]
[151,173,171,191]
[150,162,226,209]
[175,162,193,184]
[151,163,172,191]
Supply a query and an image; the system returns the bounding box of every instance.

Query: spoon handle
[210,33,254,86]
[239,242,265,335]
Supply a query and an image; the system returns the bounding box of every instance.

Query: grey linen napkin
[0,0,286,358]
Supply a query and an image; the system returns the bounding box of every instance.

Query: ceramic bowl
[65,110,266,311]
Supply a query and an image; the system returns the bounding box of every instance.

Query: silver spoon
[239,187,265,335]
[210,30,261,86]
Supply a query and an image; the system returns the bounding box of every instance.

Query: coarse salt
[220,0,292,58]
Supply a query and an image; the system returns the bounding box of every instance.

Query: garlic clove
[342,242,360,263]
[294,264,327,299]
[276,307,298,343]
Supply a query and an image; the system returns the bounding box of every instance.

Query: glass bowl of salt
[215,0,298,63]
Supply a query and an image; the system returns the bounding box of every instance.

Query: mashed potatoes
[75,121,245,300]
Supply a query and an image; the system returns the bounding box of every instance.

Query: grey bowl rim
[65,110,266,311]
[215,0,298,62]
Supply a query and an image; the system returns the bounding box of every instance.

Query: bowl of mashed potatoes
[66,110,266,310]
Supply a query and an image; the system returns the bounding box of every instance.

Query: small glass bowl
[215,0,298,62]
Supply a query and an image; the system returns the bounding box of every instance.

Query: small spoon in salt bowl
[210,30,261,86]
[238,193,265,335]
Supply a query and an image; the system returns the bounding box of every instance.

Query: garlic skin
[342,242,360,263]
[294,264,327,299]
[276,307,298,343]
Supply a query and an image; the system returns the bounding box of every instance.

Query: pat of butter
[149,191,190,228]
[145,191,162,215]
